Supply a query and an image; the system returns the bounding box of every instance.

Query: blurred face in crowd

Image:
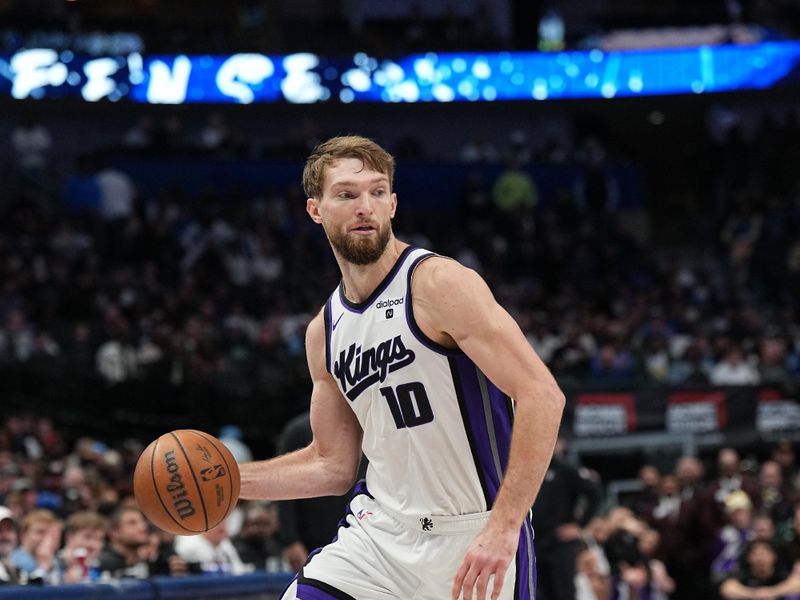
[21,518,58,553]
[729,506,753,530]
[607,507,635,532]
[747,542,777,579]
[638,528,660,557]
[308,158,396,266]
[586,516,611,544]
[66,527,106,560]
[111,509,149,550]
[203,521,229,547]
[242,506,278,540]
[0,519,17,558]
[718,448,740,478]
[759,461,782,489]
[675,456,704,486]
[752,516,775,541]
[773,443,795,468]
[639,465,661,490]
[660,475,680,497]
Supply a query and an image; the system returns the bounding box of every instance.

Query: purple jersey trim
[449,354,513,504]
[404,252,465,356]
[324,297,333,374]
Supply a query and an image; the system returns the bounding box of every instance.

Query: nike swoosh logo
[332,313,344,331]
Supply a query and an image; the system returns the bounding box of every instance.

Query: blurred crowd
[4,414,800,600]
[532,439,800,600]
[0,413,286,587]
[2,109,800,419]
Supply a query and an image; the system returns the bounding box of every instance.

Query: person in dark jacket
[275,412,366,572]
[533,438,603,600]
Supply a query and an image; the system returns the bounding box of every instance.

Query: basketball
[133,429,240,536]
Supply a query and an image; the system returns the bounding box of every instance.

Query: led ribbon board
[1,42,799,103]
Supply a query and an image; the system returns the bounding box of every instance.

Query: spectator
[629,465,662,516]
[533,438,603,600]
[174,520,248,575]
[700,447,760,536]
[710,346,761,385]
[275,412,357,572]
[10,116,52,175]
[588,343,637,384]
[56,511,108,584]
[675,455,706,503]
[574,541,611,600]
[232,502,283,572]
[98,506,150,579]
[758,460,795,531]
[771,440,798,487]
[96,165,136,223]
[491,156,538,213]
[638,527,676,600]
[0,506,20,585]
[218,425,253,464]
[720,539,800,600]
[139,528,189,577]
[712,490,755,583]
[9,509,61,582]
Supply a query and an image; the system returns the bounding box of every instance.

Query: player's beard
[328,220,392,265]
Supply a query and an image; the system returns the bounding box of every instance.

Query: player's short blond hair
[302,135,395,200]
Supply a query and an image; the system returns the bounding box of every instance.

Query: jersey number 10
[380,382,434,429]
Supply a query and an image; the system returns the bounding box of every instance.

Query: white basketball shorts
[278,482,536,599]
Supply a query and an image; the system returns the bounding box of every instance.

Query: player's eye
[372,189,385,197]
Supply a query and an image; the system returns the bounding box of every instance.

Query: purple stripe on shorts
[296,583,345,600]
[515,517,536,600]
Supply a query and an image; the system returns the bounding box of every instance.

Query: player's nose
[354,192,374,215]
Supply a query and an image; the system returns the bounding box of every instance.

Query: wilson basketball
[133,429,240,535]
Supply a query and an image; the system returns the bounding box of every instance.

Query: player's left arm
[412,257,565,600]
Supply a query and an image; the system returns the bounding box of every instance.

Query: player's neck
[338,238,408,304]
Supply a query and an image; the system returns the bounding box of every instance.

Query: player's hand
[451,525,518,600]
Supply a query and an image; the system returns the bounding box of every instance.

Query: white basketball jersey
[324,246,516,516]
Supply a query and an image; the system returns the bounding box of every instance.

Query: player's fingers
[490,565,509,600]
[461,565,480,600]
[474,570,490,600]
[452,561,470,600]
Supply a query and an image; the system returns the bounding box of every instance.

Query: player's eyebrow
[330,177,389,188]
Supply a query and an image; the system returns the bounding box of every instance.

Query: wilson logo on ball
[164,450,197,520]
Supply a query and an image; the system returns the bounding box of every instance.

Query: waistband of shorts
[374,500,492,535]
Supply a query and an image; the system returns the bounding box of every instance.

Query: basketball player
[239,136,564,600]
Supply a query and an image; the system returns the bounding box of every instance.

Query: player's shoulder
[413,254,486,297]
[305,307,326,345]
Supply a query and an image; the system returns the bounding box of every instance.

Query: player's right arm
[239,311,363,500]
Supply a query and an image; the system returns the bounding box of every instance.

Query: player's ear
[307,198,323,224]
[390,192,397,218]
